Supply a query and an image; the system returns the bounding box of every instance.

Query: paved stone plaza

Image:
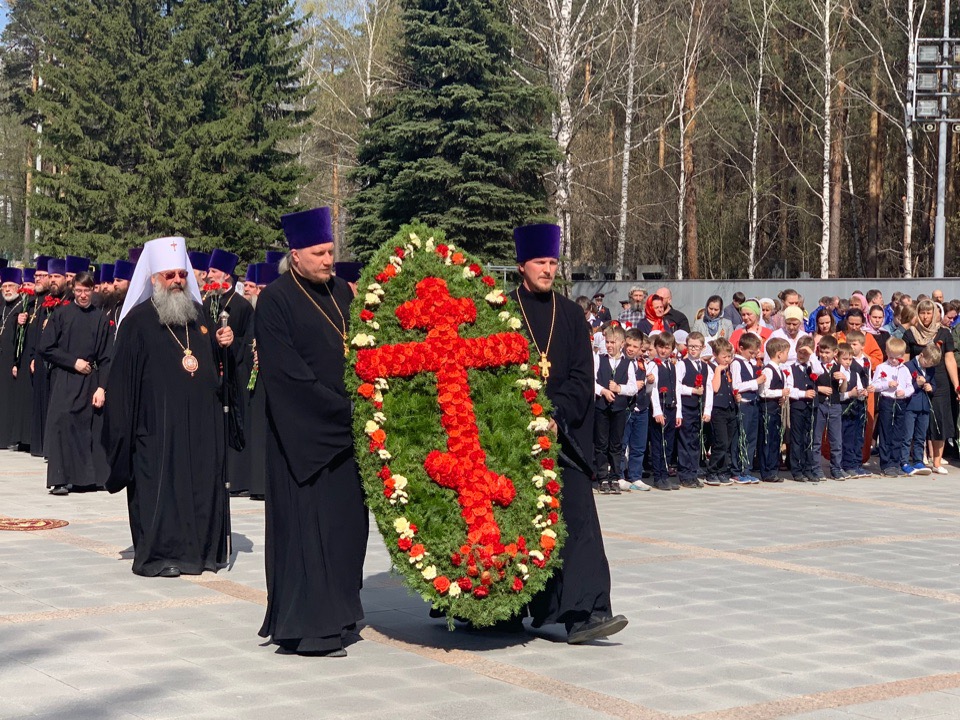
[3,449,960,719]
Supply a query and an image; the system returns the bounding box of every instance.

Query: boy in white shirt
[758,337,792,482]
[871,337,914,477]
[593,324,639,494]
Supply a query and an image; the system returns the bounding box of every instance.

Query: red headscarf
[645,294,664,332]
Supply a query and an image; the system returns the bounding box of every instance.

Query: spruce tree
[348,0,559,261]
[2,0,308,262]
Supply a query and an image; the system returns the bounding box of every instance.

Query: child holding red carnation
[593,324,638,494]
[649,333,680,490]
[871,337,914,476]
[788,336,822,482]
[902,345,940,476]
[676,331,710,488]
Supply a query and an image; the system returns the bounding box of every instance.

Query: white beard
[152,281,198,326]
[2,291,18,303]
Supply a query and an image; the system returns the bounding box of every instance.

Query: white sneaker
[934,466,948,475]
[628,480,652,491]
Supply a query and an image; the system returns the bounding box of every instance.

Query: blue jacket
[905,358,934,412]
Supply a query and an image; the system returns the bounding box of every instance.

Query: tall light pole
[933,0,951,278]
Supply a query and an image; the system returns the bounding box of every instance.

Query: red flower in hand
[810,373,819,382]
[783,369,790,376]
[880,371,887,379]
[659,386,667,393]
[654,358,662,366]
[912,371,919,379]
[863,358,870,367]
[732,389,740,397]
[694,374,704,387]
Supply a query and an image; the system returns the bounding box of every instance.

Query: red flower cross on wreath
[356,277,530,547]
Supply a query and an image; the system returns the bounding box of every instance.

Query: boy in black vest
[703,337,735,487]
[758,337,791,482]
[650,332,679,490]
[593,324,639,494]
[731,333,765,484]
[788,335,821,482]
[676,331,709,488]
[813,335,846,480]
[621,329,653,491]
[902,345,938,476]
[838,341,869,479]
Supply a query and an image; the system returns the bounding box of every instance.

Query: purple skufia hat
[65,255,90,275]
[34,255,51,271]
[47,259,66,275]
[209,249,239,276]
[280,207,333,250]
[0,267,23,285]
[99,263,115,284]
[128,247,143,262]
[256,263,279,286]
[245,263,260,283]
[334,261,363,283]
[113,260,135,282]
[514,223,561,263]
[265,250,286,264]
[22,268,36,283]
[188,251,210,272]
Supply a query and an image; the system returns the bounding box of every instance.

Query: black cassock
[203,288,254,492]
[256,271,367,652]
[103,300,229,577]
[38,302,110,488]
[12,294,39,447]
[509,286,613,628]
[30,297,60,456]
[0,297,24,447]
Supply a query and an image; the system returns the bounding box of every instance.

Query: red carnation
[863,358,870,367]
[436,243,449,257]
[522,389,537,402]
[545,480,561,495]
[469,263,482,276]
[732,389,740,397]
[481,275,496,287]
[783,369,790,376]
[810,373,819,382]
[694,374,704,387]
[880,371,887,379]
[756,369,763,378]
[458,576,473,591]
[541,458,555,470]
[473,585,489,598]
[397,537,412,551]
[394,247,405,259]
[451,553,462,566]
[654,358,662,365]
[512,577,524,592]
[548,511,559,524]
[659,386,667,393]
[912,371,919,379]
[375,272,389,283]
[360,309,375,322]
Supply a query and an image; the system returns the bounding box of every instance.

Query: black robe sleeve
[549,302,596,429]
[102,316,145,493]
[37,311,77,371]
[255,286,353,485]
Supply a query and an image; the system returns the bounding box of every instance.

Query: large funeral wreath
[346,223,565,627]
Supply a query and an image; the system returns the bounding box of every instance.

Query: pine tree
[3,0,308,262]
[348,0,559,261]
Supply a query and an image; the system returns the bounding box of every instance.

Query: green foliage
[345,222,565,627]
[347,0,559,263]
[3,0,308,262]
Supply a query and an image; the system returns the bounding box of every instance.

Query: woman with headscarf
[729,299,772,353]
[902,299,959,474]
[759,298,776,330]
[692,295,733,360]
[636,294,677,336]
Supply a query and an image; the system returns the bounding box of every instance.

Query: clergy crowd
[0,214,629,656]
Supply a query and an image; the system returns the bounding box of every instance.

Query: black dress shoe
[158,567,181,578]
[609,480,622,495]
[249,494,265,501]
[567,613,629,644]
[49,486,69,496]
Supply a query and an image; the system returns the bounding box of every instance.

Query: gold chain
[290,269,349,354]
[165,323,191,354]
[515,290,556,379]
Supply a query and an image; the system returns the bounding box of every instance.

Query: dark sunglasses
[160,270,188,280]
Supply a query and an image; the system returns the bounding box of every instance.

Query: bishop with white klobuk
[103,236,236,578]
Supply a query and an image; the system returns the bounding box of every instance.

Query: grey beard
[248,294,258,309]
[2,292,18,303]
[152,282,198,326]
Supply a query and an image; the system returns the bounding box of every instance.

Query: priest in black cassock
[38,272,110,494]
[256,207,367,657]
[509,223,628,645]
[30,259,67,457]
[0,267,24,449]
[103,237,235,578]
[203,249,254,495]
[245,262,280,501]
[12,266,39,450]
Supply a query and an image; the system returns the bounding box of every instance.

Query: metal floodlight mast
[916,98,941,117]
[918,44,941,63]
[933,7,950,278]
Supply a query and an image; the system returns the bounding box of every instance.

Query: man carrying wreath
[510,223,628,644]
[255,207,368,657]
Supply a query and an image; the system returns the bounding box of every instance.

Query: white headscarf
[117,236,202,327]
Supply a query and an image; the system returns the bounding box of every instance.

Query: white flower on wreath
[528,417,550,433]
[531,443,543,456]
[531,475,544,488]
[448,583,462,598]
[364,292,381,306]
[394,517,412,536]
[364,420,379,435]
[542,529,557,540]
[374,378,390,391]
[389,255,403,267]
[373,411,386,424]
[528,550,544,562]
[542,469,557,480]
[536,494,552,509]
[408,233,421,247]
[517,563,529,579]
[485,290,507,306]
[462,266,477,279]
[498,311,511,322]
[378,449,392,460]
[367,283,385,296]
[516,378,543,390]
[421,565,437,580]
[373,391,384,404]
[425,237,435,252]
[507,317,522,330]
[409,545,426,562]
[352,333,376,347]
[520,363,528,371]
[392,475,408,490]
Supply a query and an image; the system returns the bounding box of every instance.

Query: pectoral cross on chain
[537,354,552,379]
